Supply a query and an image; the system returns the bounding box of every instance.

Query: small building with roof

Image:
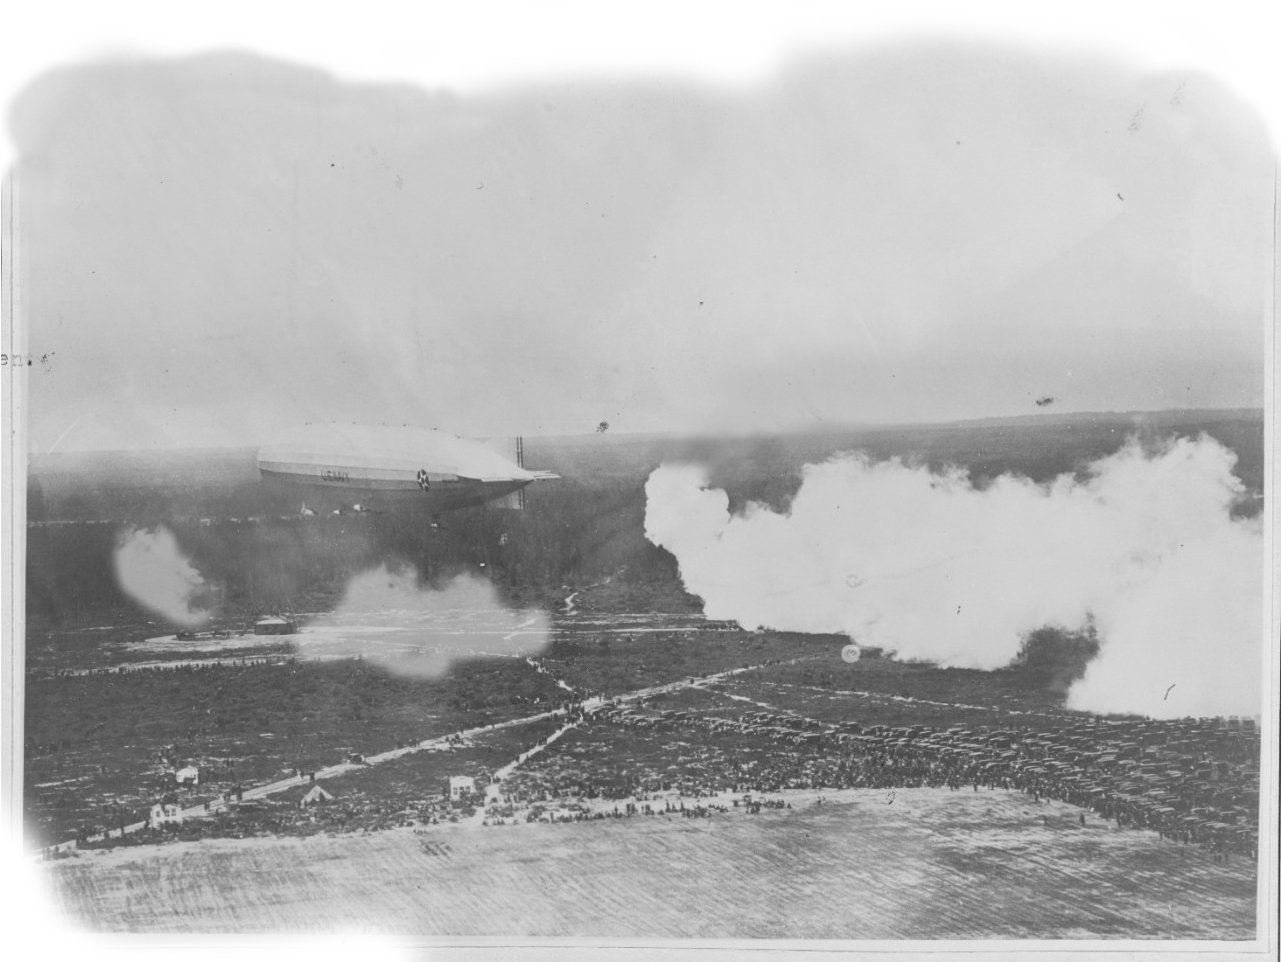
[449,775,477,802]
[254,616,298,636]
[150,801,183,829]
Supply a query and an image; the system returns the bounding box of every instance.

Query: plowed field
[42,788,1256,939]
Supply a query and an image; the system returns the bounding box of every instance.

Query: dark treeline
[25,479,682,627]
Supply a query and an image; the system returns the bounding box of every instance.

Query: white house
[149,802,183,829]
[175,766,199,786]
[449,775,477,801]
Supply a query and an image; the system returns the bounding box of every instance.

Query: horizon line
[24,405,1266,458]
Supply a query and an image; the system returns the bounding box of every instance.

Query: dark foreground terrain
[26,584,1263,939]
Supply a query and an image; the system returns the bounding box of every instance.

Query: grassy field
[26,608,1257,848]
[536,624,837,696]
[40,788,1256,938]
[24,656,565,846]
[717,669,1078,730]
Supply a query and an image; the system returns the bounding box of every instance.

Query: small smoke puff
[113,526,213,626]
[310,565,550,679]
[644,435,1261,718]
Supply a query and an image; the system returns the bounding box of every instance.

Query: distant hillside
[524,408,1264,509]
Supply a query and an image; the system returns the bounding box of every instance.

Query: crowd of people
[475,792,790,827]
[43,659,1260,861]
[501,704,1259,857]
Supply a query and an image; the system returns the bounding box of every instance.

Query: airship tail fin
[479,435,558,481]
[480,435,523,466]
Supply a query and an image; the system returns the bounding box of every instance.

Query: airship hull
[257,469,529,514]
[256,423,552,516]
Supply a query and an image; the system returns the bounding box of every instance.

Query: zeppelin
[256,423,558,517]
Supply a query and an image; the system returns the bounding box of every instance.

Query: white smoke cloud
[304,565,550,679]
[113,525,214,626]
[644,435,1262,718]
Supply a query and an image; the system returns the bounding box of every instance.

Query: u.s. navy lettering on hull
[319,470,350,483]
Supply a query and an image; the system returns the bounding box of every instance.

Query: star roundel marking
[416,469,431,491]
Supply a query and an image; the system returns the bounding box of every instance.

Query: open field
[23,654,567,845]
[40,788,1256,938]
[26,598,1261,855]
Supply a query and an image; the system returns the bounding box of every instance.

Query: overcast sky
[9,38,1274,451]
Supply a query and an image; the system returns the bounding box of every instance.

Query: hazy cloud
[113,525,214,626]
[304,565,550,679]
[644,435,1262,718]
[11,45,1271,451]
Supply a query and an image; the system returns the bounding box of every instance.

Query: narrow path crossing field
[44,651,779,853]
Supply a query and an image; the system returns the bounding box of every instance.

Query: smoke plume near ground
[306,565,550,679]
[113,525,215,626]
[644,436,1262,719]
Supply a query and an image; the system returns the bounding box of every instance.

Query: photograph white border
[1,3,1276,960]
